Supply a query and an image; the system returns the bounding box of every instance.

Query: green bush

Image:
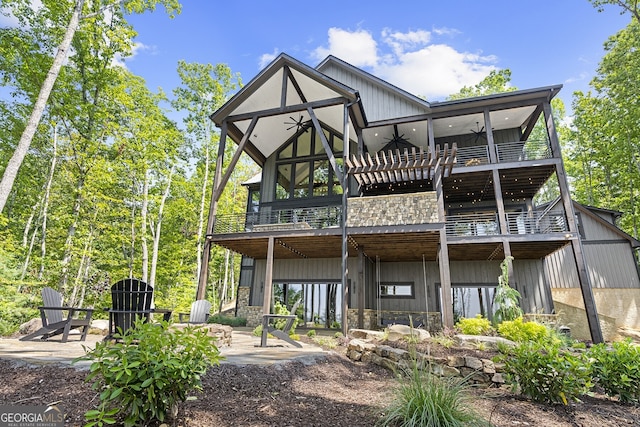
[76,319,221,427]
[500,341,592,404]
[455,315,493,336]
[497,317,548,343]
[378,363,490,427]
[307,329,317,337]
[587,339,640,403]
[207,314,247,327]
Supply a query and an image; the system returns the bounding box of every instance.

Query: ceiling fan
[383,125,412,149]
[284,115,311,133]
[470,122,487,144]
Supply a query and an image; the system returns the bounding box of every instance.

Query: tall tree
[171,61,241,289]
[569,18,640,238]
[0,0,181,214]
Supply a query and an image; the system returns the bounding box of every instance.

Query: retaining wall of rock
[346,338,506,387]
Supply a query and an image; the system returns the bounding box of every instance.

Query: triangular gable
[210,53,364,165]
[574,202,640,248]
[316,55,431,123]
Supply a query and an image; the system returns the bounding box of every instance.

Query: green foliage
[207,314,246,327]
[499,341,592,405]
[455,315,493,336]
[587,339,640,403]
[378,363,490,427]
[273,301,299,334]
[76,319,221,427]
[497,318,549,343]
[430,333,455,349]
[306,329,317,337]
[493,257,523,324]
[252,324,263,337]
[447,69,517,100]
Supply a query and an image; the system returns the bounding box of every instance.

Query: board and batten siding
[319,63,428,122]
[251,257,552,314]
[545,242,640,289]
[580,211,622,241]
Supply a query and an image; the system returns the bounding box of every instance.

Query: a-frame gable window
[275,124,344,200]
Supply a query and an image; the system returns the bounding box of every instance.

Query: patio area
[0,328,329,368]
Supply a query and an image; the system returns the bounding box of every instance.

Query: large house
[198,53,640,343]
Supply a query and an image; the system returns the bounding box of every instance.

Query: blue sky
[123,0,632,113]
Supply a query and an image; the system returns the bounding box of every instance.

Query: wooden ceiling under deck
[445,164,556,204]
[211,229,571,262]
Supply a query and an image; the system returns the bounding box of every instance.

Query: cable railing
[213,205,343,234]
[445,211,568,237]
[445,212,499,237]
[454,140,552,168]
[453,145,490,167]
[496,140,552,163]
[506,212,567,234]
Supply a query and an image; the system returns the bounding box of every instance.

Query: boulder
[386,324,430,342]
[171,323,232,347]
[19,318,42,335]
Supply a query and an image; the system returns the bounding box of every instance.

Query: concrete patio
[0,328,329,369]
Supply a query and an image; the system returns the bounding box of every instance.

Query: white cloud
[376,44,497,99]
[258,49,279,69]
[311,28,378,67]
[308,27,497,100]
[112,42,151,69]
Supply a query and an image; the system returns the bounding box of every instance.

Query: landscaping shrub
[499,341,592,404]
[455,315,493,336]
[378,363,490,427]
[207,314,247,327]
[77,319,221,427]
[497,317,548,343]
[493,256,523,323]
[587,339,640,403]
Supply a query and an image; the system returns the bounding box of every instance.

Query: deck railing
[445,211,567,237]
[496,140,552,163]
[213,205,342,234]
[506,212,567,234]
[454,139,552,168]
[445,212,499,237]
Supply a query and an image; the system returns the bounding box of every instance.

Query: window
[380,282,414,298]
[275,124,344,200]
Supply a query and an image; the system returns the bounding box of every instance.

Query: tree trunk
[195,125,211,284]
[39,127,58,280]
[0,0,85,213]
[59,176,84,294]
[149,165,174,292]
[141,169,149,284]
[22,200,40,248]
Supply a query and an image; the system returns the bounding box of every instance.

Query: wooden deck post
[358,247,365,329]
[544,101,603,343]
[434,162,453,329]
[197,121,228,300]
[262,236,275,315]
[341,101,350,337]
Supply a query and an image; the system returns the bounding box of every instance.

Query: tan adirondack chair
[20,287,94,343]
[178,300,212,323]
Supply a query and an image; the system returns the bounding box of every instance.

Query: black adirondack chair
[106,278,154,339]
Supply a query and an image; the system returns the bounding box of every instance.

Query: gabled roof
[541,198,640,248]
[574,202,640,248]
[210,53,365,165]
[316,55,431,121]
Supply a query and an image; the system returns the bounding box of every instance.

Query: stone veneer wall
[346,192,439,227]
[347,309,376,330]
[236,287,263,327]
